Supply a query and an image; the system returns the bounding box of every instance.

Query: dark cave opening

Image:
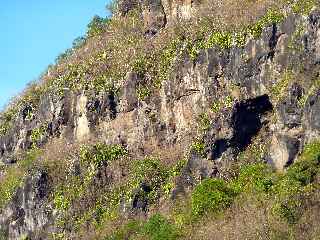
[231,94,273,151]
[211,139,229,160]
[107,93,117,120]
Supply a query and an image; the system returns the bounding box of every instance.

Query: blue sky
[0,0,111,108]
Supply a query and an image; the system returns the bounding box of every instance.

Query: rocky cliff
[1,1,320,239]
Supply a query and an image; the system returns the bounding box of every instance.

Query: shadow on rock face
[211,139,229,160]
[131,182,151,214]
[231,94,273,151]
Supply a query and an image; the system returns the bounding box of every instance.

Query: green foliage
[234,30,247,47]
[270,70,294,102]
[211,101,222,113]
[49,232,65,240]
[164,159,187,195]
[186,38,206,60]
[105,220,143,240]
[133,56,149,77]
[206,31,233,49]
[299,140,320,163]
[74,187,122,230]
[53,189,71,211]
[143,214,180,240]
[271,177,303,225]
[0,107,18,136]
[298,78,320,107]
[80,144,127,168]
[127,158,186,202]
[0,167,23,209]
[87,15,110,37]
[136,86,151,101]
[248,9,284,39]
[270,141,320,224]
[191,179,235,218]
[155,38,183,86]
[184,8,285,61]
[30,125,46,147]
[53,144,127,215]
[198,113,211,131]
[168,159,186,178]
[90,195,121,227]
[191,139,206,157]
[0,149,39,210]
[273,200,301,225]
[232,163,274,194]
[72,36,87,50]
[128,158,170,203]
[93,158,184,223]
[286,159,320,186]
[211,95,234,114]
[52,153,185,234]
[106,214,180,240]
[53,174,87,213]
[291,0,316,15]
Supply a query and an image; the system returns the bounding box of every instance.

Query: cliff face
[1,1,320,240]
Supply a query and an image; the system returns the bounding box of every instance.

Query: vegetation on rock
[1,0,320,239]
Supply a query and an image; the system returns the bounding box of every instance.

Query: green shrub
[154,37,183,86]
[30,125,46,147]
[110,158,186,207]
[136,86,151,101]
[106,214,179,240]
[191,179,235,218]
[286,159,319,186]
[128,158,169,202]
[133,56,149,77]
[248,9,284,39]
[53,144,126,215]
[87,15,110,37]
[143,214,180,240]
[272,197,302,225]
[198,113,211,131]
[0,107,18,136]
[53,189,71,211]
[79,144,127,168]
[291,0,316,15]
[271,173,305,224]
[232,163,274,193]
[0,167,23,209]
[106,220,143,240]
[285,141,320,186]
[72,36,87,50]
[206,31,233,49]
[271,141,320,224]
[191,140,206,157]
[0,149,39,210]
[211,101,222,113]
[299,140,320,162]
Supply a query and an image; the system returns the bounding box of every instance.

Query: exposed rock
[0,170,51,240]
[74,93,90,142]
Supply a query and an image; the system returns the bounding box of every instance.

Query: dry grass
[185,194,274,240]
[39,138,79,186]
[183,188,320,240]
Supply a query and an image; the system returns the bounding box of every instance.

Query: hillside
[1,0,320,239]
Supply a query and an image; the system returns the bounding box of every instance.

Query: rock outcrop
[1,1,320,239]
